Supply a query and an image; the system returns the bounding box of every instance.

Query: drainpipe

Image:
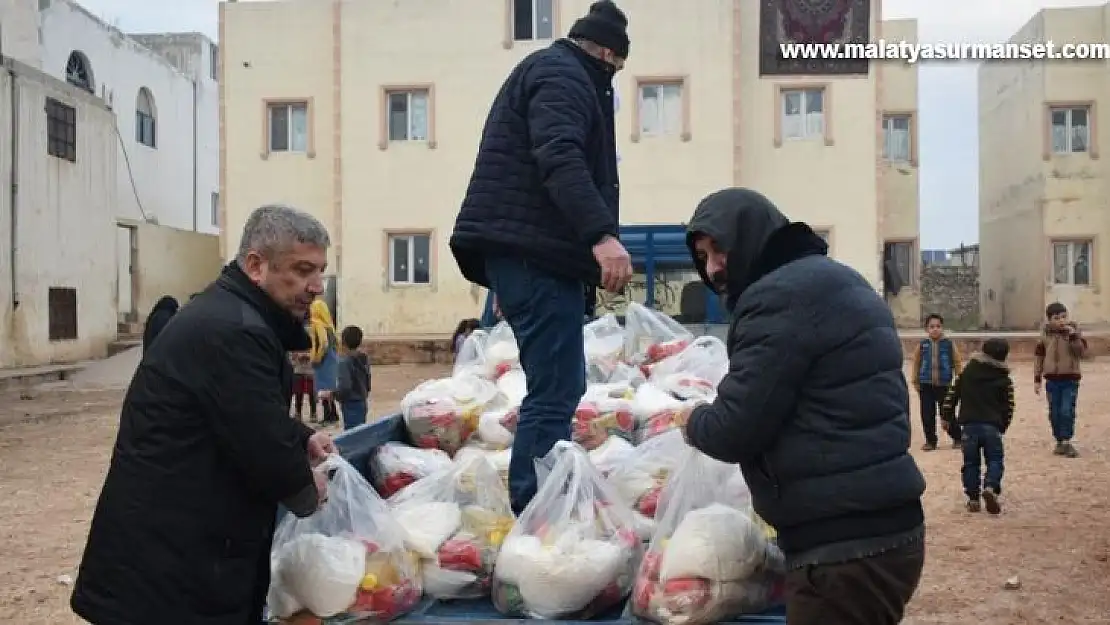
[191,77,198,232]
[7,60,19,309]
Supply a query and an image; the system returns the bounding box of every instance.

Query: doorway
[116,224,137,323]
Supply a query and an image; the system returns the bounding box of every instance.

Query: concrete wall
[221,0,917,334]
[4,0,219,233]
[0,58,118,368]
[130,221,221,321]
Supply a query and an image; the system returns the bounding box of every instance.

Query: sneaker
[921,442,937,451]
[1053,441,1066,455]
[982,488,1002,514]
[966,499,981,513]
[1062,442,1079,458]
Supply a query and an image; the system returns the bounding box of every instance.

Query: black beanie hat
[568,1,630,59]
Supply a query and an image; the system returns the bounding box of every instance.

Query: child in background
[942,338,1014,515]
[911,313,963,450]
[1034,302,1087,457]
[289,348,316,422]
[335,325,371,431]
[451,318,480,356]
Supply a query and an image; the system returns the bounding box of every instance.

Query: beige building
[980,3,1110,329]
[220,0,920,334]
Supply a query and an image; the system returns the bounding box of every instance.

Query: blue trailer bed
[312,414,787,625]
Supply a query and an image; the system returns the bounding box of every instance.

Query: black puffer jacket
[451,39,619,287]
[683,188,926,565]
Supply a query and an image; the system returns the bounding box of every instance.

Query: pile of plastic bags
[268,455,422,623]
[369,442,454,498]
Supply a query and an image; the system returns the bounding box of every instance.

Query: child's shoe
[1053,441,1066,455]
[966,498,981,513]
[1061,441,1079,458]
[921,442,937,451]
[982,488,1001,515]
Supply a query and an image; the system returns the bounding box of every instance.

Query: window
[513,0,554,41]
[48,287,78,341]
[209,43,218,80]
[46,97,77,162]
[388,233,431,285]
[1051,106,1089,154]
[638,82,683,137]
[781,88,825,140]
[884,241,915,289]
[65,51,93,92]
[268,101,308,152]
[387,90,429,142]
[135,87,156,148]
[1052,240,1092,285]
[814,229,830,242]
[882,114,911,162]
[210,192,219,227]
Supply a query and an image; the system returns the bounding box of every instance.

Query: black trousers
[919,383,961,445]
[785,540,925,625]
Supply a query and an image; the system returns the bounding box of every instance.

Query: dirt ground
[0,360,1107,624]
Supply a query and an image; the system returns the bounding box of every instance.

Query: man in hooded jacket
[679,188,927,625]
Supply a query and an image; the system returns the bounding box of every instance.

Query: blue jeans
[486,255,586,515]
[961,422,1004,497]
[340,399,368,431]
[1045,379,1079,441]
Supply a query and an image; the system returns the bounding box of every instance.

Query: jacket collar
[216,262,311,352]
[554,39,615,88]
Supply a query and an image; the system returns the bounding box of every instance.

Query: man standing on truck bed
[679,188,927,625]
[450,0,634,514]
[71,204,337,625]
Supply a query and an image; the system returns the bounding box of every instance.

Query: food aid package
[453,329,489,379]
[484,322,520,379]
[654,373,718,403]
[387,456,515,599]
[631,383,692,443]
[369,442,454,498]
[474,408,516,450]
[632,449,785,625]
[623,303,693,367]
[268,455,422,623]
[455,443,512,490]
[495,369,527,407]
[584,314,627,382]
[589,435,636,478]
[645,336,729,388]
[573,386,635,451]
[492,441,642,619]
[401,375,498,455]
[604,429,688,531]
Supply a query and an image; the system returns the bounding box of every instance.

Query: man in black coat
[141,294,179,351]
[71,204,337,625]
[679,188,927,625]
[451,0,634,514]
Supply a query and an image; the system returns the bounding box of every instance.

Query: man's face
[241,242,327,319]
[693,234,729,293]
[599,48,626,72]
[1049,311,1069,328]
[925,318,943,339]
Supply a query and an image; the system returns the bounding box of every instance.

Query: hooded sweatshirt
[682,188,925,568]
[142,295,180,352]
[941,353,1014,433]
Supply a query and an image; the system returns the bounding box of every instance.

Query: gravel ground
[0,360,1106,624]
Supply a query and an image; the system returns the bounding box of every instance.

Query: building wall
[0,0,42,67]
[16,0,219,233]
[221,0,917,334]
[0,58,118,368]
[130,221,222,319]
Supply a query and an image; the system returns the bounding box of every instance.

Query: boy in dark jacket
[911,313,963,450]
[942,338,1013,515]
[335,325,371,431]
[680,188,926,625]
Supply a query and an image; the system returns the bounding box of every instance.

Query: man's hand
[313,468,329,509]
[592,236,632,293]
[306,432,336,465]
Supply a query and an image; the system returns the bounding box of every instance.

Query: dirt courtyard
[0,360,1107,624]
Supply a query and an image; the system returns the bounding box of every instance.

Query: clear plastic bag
[401,375,498,455]
[631,383,692,443]
[605,428,688,528]
[654,373,718,403]
[268,455,422,622]
[624,303,693,366]
[387,456,515,599]
[453,329,489,378]
[588,435,636,478]
[492,441,641,619]
[584,314,627,382]
[369,442,454,498]
[485,322,520,379]
[645,336,728,387]
[632,448,784,625]
[455,443,512,491]
[573,391,635,451]
[495,369,527,407]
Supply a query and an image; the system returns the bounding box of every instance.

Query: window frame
[47,286,79,341]
[881,112,916,165]
[1050,238,1094,286]
[1043,101,1099,160]
[883,239,918,290]
[774,84,833,147]
[631,76,692,142]
[386,231,434,287]
[136,87,156,148]
[812,226,833,254]
[378,84,437,150]
[504,0,561,48]
[210,192,220,228]
[261,98,315,159]
[45,97,77,163]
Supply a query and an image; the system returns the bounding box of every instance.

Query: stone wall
[921,266,980,330]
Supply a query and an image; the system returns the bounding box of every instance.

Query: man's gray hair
[235,204,330,263]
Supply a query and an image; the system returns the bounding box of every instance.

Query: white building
[1,0,219,235]
[0,56,119,368]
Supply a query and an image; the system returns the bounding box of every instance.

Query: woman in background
[451,318,481,356]
[142,296,179,351]
[309,299,340,424]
